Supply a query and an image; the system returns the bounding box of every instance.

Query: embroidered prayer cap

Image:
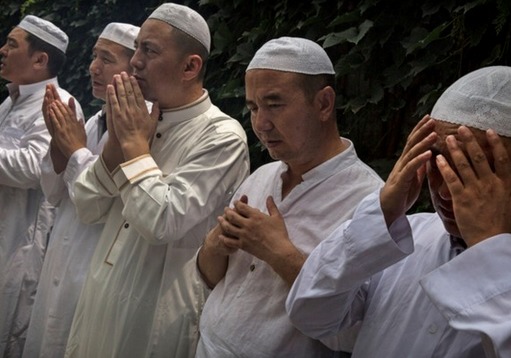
[246,37,335,75]
[431,66,511,137]
[99,23,139,51]
[18,15,68,53]
[148,3,210,53]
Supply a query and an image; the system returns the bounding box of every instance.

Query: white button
[428,324,438,334]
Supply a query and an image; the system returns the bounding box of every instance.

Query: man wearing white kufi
[287,66,511,358]
[65,3,249,358]
[0,15,84,357]
[196,37,382,357]
[21,22,140,358]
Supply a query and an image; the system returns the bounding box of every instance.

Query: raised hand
[106,72,158,160]
[380,115,438,227]
[48,97,87,158]
[219,195,304,285]
[436,127,511,247]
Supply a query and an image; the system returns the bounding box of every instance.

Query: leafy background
[1,0,510,211]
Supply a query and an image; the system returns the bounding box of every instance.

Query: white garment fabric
[0,78,83,357]
[22,110,106,358]
[196,139,383,358]
[286,191,511,358]
[65,92,250,358]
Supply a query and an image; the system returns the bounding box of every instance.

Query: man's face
[130,19,184,107]
[245,69,322,168]
[89,38,133,100]
[0,27,36,84]
[427,120,511,238]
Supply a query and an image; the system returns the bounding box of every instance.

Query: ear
[182,54,203,81]
[315,86,336,122]
[32,51,49,71]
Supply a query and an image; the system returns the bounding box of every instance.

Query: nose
[89,58,101,75]
[0,44,7,57]
[130,49,143,70]
[252,109,273,133]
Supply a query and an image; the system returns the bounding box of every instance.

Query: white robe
[0,78,83,357]
[196,139,383,358]
[22,110,106,358]
[287,191,511,358]
[65,92,250,358]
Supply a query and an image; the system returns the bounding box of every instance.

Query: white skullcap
[18,15,68,53]
[99,23,139,51]
[431,66,511,137]
[246,37,335,75]
[148,3,210,53]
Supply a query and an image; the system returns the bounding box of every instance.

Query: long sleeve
[420,234,511,358]
[0,115,50,188]
[113,131,248,244]
[286,191,414,341]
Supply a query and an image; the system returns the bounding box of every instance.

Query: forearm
[197,243,229,289]
[266,245,306,287]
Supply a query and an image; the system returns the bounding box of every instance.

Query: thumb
[266,196,281,217]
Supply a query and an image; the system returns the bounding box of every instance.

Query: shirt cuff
[91,154,119,195]
[112,154,161,190]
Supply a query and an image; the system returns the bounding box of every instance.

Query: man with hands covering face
[287,66,511,358]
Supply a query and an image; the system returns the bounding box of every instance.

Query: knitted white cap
[18,15,68,53]
[99,23,139,51]
[246,37,335,75]
[432,66,511,137]
[148,3,210,53]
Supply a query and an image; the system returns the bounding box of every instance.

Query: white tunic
[65,93,250,358]
[287,191,511,358]
[196,139,383,358]
[0,78,83,357]
[22,110,106,358]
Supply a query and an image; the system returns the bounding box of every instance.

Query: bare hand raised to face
[43,84,86,173]
[436,127,511,247]
[103,72,160,170]
[380,115,438,227]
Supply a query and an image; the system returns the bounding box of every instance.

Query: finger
[239,195,248,204]
[487,129,511,177]
[130,75,145,108]
[113,74,128,109]
[458,126,492,179]
[266,196,281,218]
[436,154,463,196]
[50,102,66,128]
[68,97,78,121]
[402,116,435,155]
[49,106,61,131]
[106,84,119,129]
[220,235,241,249]
[121,72,135,103]
[42,89,53,132]
[223,207,245,228]
[54,101,74,123]
[49,84,62,102]
[397,124,437,173]
[218,216,240,237]
[445,134,477,184]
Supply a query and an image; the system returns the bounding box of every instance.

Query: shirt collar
[302,138,357,181]
[6,77,59,102]
[159,90,211,124]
